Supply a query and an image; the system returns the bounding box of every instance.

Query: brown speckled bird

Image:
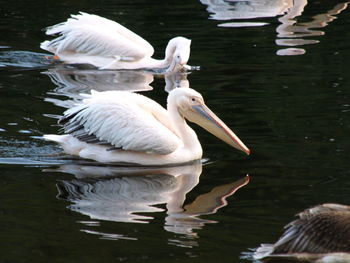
[253,203,350,262]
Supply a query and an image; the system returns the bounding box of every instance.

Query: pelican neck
[167,101,200,149]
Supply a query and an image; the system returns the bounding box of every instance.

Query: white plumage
[65,90,180,154]
[41,12,192,72]
[44,88,250,165]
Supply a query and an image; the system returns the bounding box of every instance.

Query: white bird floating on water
[40,12,192,73]
[44,88,250,166]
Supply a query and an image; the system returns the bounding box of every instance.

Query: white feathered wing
[41,12,154,62]
[61,90,181,155]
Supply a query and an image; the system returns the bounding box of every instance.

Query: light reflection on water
[44,68,189,112]
[0,50,54,68]
[44,66,189,97]
[200,0,350,55]
[48,162,249,246]
[43,67,156,108]
[44,67,154,95]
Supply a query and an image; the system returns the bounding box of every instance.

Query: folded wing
[41,12,154,61]
[59,90,181,155]
[272,205,350,253]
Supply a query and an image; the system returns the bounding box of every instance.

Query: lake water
[1,0,350,262]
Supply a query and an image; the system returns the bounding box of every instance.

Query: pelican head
[165,37,191,73]
[169,88,250,155]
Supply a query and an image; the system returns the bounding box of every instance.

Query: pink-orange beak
[183,104,250,155]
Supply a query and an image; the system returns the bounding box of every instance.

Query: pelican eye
[191,98,196,102]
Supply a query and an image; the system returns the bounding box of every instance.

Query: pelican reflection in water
[200,0,349,55]
[49,163,249,244]
[43,65,189,111]
[44,67,154,96]
[43,69,154,112]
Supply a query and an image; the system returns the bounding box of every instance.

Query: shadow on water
[45,162,249,247]
[199,0,349,55]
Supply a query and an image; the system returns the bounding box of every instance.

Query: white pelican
[44,88,250,165]
[40,12,192,73]
[253,203,350,262]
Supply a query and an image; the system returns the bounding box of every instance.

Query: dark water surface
[1,0,350,262]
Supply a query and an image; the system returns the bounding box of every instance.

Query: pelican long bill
[184,104,250,155]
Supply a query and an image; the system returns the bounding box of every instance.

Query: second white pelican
[44,88,250,165]
[40,12,191,73]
